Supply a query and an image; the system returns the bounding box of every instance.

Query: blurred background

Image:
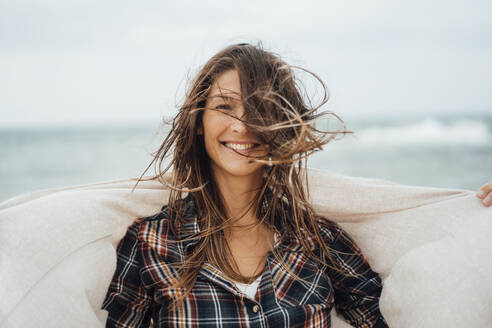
[1,0,491,202]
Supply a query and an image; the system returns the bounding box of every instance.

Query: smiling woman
[100,43,387,327]
[200,70,268,179]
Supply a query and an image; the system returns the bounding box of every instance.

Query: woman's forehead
[208,70,241,99]
[207,86,242,104]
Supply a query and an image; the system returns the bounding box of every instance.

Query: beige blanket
[0,168,490,327]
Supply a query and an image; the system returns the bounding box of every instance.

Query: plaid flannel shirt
[102,194,388,327]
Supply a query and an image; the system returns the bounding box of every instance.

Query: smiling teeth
[224,143,255,150]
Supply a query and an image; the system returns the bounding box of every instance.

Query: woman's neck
[211,170,263,228]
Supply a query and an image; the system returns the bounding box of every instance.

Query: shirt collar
[175,193,318,253]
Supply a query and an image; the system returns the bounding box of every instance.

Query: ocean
[1,112,491,203]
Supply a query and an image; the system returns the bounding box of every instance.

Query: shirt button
[252,305,260,313]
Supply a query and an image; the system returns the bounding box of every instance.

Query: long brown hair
[137,42,352,309]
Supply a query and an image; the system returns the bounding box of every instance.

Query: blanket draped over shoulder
[0,169,490,328]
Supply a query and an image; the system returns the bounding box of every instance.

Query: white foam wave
[351,118,490,147]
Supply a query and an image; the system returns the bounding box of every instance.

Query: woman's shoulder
[314,216,344,244]
[118,205,187,264]
[125,206,175,244]
[127,195,196,248]
[314,216,365,258]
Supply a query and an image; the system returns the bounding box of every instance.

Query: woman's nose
[230,115,248,134]
[230,106,248,133]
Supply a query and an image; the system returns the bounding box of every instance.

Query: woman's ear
[197,125,203,135]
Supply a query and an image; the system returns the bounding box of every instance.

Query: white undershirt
[234,275,262,300]
[233,232,278,300]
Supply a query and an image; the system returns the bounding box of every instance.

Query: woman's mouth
[220,142,260,154]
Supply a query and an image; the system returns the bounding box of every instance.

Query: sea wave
[347,118,491,147]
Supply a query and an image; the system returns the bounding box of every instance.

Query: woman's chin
[212,162,264,179]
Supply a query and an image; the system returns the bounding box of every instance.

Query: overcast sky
[1,0,491,127]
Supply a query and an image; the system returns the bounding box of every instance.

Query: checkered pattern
[102,194,387,327]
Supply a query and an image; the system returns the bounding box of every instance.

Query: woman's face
[201,69,267,180]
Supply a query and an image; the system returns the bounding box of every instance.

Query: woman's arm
[323,222,388,328]
[102,221,153,327]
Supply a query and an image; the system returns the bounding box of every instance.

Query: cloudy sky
[1,0,491,127]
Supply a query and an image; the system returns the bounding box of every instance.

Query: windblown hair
[137,42,352,309]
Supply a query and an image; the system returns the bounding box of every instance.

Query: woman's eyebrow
[209,94,241,102]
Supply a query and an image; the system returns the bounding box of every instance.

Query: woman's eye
[215,104,231,110]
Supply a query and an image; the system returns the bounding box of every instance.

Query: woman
[101,43,491,327]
